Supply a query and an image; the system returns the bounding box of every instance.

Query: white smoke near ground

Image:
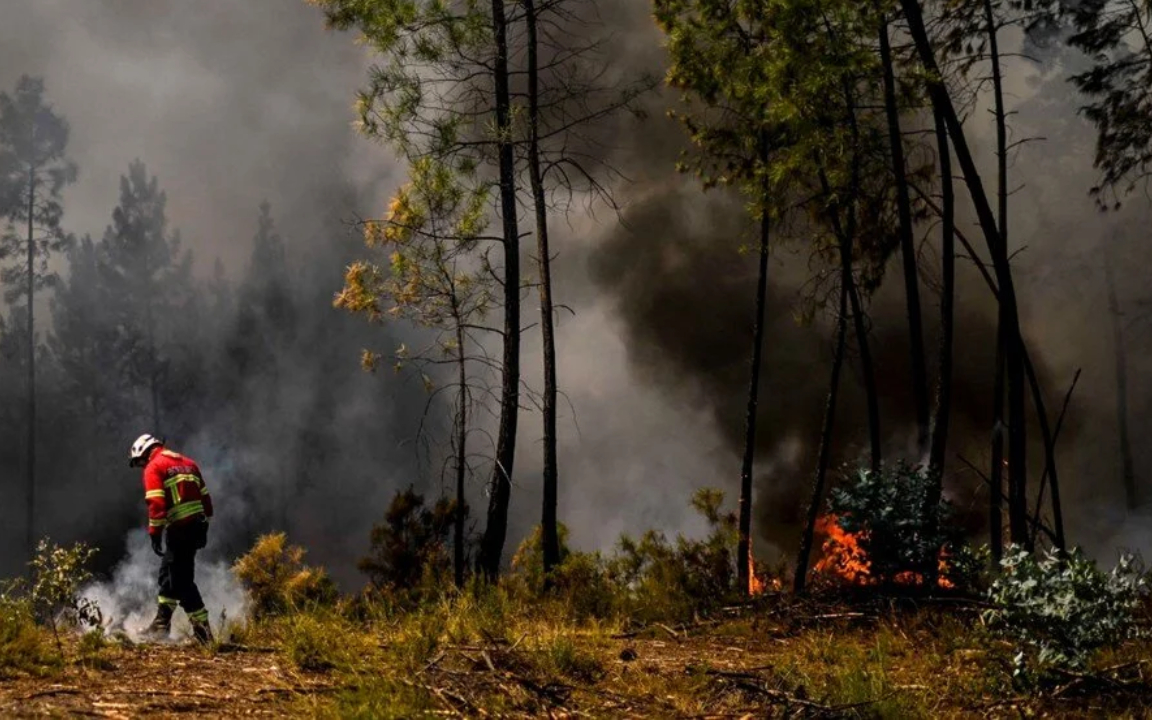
[81,530,247,643]
[81,434,254,642]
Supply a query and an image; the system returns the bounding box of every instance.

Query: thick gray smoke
[0,0,423,591]
[566,16,1152,563]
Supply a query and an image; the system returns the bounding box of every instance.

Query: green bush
[825,461,974,589]
[606,488,739,623]
[0,590,50,677]
[277,610,368,672]
[983,546,1147,678]
[508,489,741,625]
[509,524,619,621]
[28,539,102,651]
[233,533,338,619]
[358,486,462,603]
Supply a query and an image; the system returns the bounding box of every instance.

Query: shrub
[983,546,1148,677]
[538,635,603,682]
[509,524,618,621]
[28,539,102,651]
[358,486,460,600]
[508,489,741,625]
[233,533,337,619]
[77,627,114,670]
[825,461,973,589]
[605,488,739,623]
[279,611,363,672]
[0,589,50,677]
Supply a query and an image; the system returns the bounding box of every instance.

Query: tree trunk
[990,334,1005,561]
[928,106,954,475]
[1105,248,1138,509]
[737,134,772,597]
[478,0,522,580]
[879,15,929,455]
[925,108,954,582]
[899,0,1028,552]
[454,320,468,588]
[848,277,881,471]
[982,0,1029,550]
[524,0,561,588]
[794,258,850,594]
[1022,348,1064,551]
[25,162,36,559]
[817,76,880,473]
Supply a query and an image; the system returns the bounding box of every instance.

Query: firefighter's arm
[196,464,214,519]
[143,464,167,536]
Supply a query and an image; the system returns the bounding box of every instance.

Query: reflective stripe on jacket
[142,447,213,536]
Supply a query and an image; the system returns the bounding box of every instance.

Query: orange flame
[813,514,954,589]
[748,549,766,596]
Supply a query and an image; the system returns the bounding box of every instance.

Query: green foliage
[335,156,493,361]
[28,539,101,650]
[77,627,114,670]
[537,635,603,683]
[506,488,744,625]
[1065,0,1152,206]
[983,546,1148,677]
[309,0,491,158]
[825,461,975,589]
[278,610,366,672]
[0,587,50,677]
[358,486,458,598]
[652,0,900,305]
[233,533,338,619]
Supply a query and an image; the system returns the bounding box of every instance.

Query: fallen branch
[401,678,484,717]
[19,688,82,701]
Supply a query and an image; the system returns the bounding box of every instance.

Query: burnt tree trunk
[928,106,954,475]
[453,318,468,588]
[25,159,36,559]
[737,133,772,597]
[983,0,1029,550]
[1105,250,1137,508]
[925,107,955,582]
[478,0,522,580]
[880,15,929,455]
[525,0,562,587]
[990,335,1006,560]
[793,277,849,595]
[900,0,1028,554]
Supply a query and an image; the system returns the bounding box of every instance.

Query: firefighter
[129,434,214,644]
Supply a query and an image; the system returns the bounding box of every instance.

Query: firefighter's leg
[172,525,211,644]
[145,535,178,639]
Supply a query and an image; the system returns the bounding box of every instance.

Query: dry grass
[0,593,1149,718]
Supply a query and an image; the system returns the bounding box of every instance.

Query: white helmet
[129,433,162,467]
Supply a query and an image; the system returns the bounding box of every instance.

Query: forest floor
[2,595,1151,719]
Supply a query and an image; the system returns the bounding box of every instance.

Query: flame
[813,514,953,589]
[748,549,766,596]
[814,515,871,583]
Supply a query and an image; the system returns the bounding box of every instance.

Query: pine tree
[98,160,194,434]
[0,75,77,557]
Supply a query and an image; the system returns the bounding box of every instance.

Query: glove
[150,533,164,557]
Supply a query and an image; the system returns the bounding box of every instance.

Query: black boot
[189,607,213,645]
[191,620,214,645]
[142,604,174,641]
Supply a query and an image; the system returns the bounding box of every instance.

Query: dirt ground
[0,642,331,718]
[2,615,1150,718]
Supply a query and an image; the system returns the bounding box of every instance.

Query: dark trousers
[158,520,208,617]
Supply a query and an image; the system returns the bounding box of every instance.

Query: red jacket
[142,446,213,536]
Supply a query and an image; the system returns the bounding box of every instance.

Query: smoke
[81,531,246,642]
[0,0,1149,604]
